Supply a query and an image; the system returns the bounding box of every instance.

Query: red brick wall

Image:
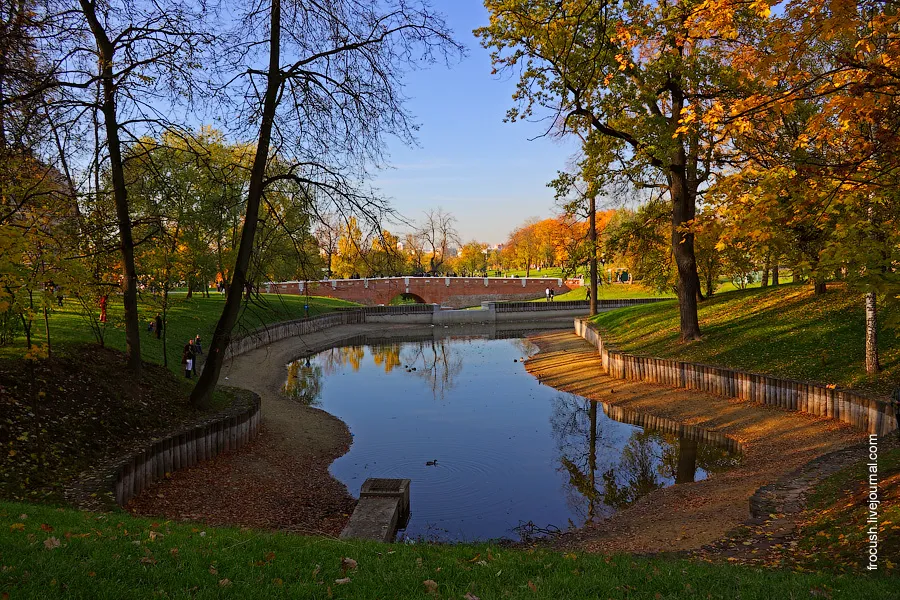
[265,277,576,308]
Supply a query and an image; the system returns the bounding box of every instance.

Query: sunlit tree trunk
[865,292,880,375]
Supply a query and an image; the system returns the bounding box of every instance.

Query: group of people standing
[147,312,202,379]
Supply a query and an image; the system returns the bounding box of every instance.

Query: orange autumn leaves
[502,213,614,275]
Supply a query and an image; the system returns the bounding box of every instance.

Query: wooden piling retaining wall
[225,311,364,360]
[575,319,896,436]
[111,392,261,507]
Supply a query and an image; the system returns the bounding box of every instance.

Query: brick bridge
[265,277,581,308]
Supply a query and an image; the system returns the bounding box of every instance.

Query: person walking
[155,313,163,339]
[182,342,193,379]
[194,334,203,355]
[549,288,555,301]
[99,294,108,323]
[545,287,551,302]
[585,288,591,302]
[188,339,199,375]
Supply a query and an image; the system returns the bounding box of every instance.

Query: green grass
[549,283,673,301]
[3,293,359,376]
[589,283,900,395]
[790,442,900,573]
[0,501,894,599]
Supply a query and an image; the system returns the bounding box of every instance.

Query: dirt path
[127,324,391,536]
[524,330,866,554]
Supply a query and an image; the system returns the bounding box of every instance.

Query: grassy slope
[589,284,899,396]
[548,284,673,301]
[0,501,894,600]
[3,293,359,375]
[0,347,239,503]
[792,443,900,572]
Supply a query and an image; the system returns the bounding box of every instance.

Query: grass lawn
[789,441,900,572]
[550,283,673,301]
[0,501,894,600]
[589,283,900,396]
[2,293,359,376]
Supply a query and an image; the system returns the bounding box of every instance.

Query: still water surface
[284,335,740,541]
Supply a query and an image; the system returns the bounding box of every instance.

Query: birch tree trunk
[865,291,880,375]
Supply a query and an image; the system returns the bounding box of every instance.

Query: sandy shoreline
[523,330,865,553]
[127,324,393,535]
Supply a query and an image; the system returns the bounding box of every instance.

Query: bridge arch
[389,292,427,305]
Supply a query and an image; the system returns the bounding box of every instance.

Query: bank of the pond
[0,346,234,505]
[524,330,865,554]
[0,294,360,376]
[127,323,413,535]
[588,285,899,396]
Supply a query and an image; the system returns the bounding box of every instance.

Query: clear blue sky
[373,1,581,245]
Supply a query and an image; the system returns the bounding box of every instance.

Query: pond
[283,332,741,542]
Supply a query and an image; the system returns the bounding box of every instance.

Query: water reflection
[552,392,742,522]
[282,357,324,405]
[297,338,465,402]
[400,339,464,401]
[372,343,402,373]
[285,336,741,541]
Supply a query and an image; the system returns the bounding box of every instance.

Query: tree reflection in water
[400,339,463,401]
[282,357,324,405]
[371,343,402,373]
[550,392,741,523]
[317,345,366,374]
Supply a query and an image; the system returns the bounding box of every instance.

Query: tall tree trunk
[588,194,597,316]
[761,251,770,288]
[43,306,51,358]
[80,0,141,375]
[162,286,169,368]
[812,278,827,295]
[772,263,779,286]
[190,0,282,408]
[186,275,193,299]
[865,291,880,375]
[669,167,702,340]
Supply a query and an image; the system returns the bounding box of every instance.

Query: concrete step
[339,496,402,542]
